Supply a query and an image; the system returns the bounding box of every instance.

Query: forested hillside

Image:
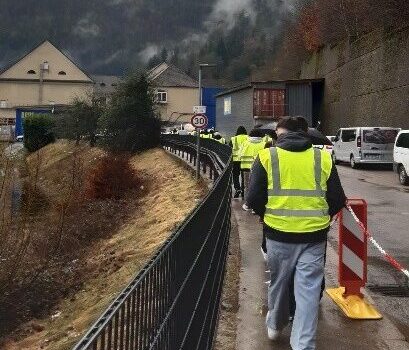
[0,0,294,80]
[1,0,408,81]
[0,0,215,75]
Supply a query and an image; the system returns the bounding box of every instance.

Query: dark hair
[235,126,247,136]
[249,128,265,137]
[276,116,308,132]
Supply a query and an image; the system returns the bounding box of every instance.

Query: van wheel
[350,155,358,169]
[399,165,409,185]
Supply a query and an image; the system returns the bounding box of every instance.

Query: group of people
[230,117,346,350]
[198,129,226,144]
[172,127,227,144]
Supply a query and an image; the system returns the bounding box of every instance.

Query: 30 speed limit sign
[191,113,208,129]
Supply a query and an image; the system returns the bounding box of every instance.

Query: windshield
[362,129,399,144]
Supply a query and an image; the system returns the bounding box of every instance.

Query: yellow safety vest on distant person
[263,135,273,143]
[258,147,333,233]
[231,134,249,162]
[216,137,226,144]
[201,134,212,139]
[239,138,266,170]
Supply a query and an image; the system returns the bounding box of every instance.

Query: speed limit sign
[191,113,208,129]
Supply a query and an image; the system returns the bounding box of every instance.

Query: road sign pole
[196,67,202,181]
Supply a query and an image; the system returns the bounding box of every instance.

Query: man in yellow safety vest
[246,116,346,349]
[229,126,248,199]
[239,128,266,210]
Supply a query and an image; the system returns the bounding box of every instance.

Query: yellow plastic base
[326,287,383,320]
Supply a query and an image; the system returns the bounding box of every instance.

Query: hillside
[0,0,294,81]
[0,142,206,350]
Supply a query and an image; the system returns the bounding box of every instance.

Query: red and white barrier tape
[345,204,409,279]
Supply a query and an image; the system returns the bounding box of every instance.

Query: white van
[393,130,409,185]
[333,127,400,168]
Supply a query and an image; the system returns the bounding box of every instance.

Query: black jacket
[247,131,346,244]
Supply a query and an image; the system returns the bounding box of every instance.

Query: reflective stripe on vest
[232,135,248,162]
[239,140,265,169]
[268,147,326,198]
[259,146,332,233]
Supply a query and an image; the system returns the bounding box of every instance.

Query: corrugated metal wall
[286,83,313,125]
[216,88,254,138]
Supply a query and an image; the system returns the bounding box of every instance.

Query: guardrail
[73,135,232,350]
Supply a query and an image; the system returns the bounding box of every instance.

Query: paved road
[233,200,408,350]
[335,163,409,339]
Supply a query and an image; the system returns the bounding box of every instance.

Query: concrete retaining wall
[300,26,409,134]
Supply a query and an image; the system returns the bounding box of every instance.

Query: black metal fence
[73,135,232,350]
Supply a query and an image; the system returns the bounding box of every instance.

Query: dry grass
[1,146,206,350]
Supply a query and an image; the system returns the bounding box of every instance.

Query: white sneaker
[242,203,251,211]
[267,327,281,340]
[261,247,268,262]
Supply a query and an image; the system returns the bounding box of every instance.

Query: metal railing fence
[73,135,232,350]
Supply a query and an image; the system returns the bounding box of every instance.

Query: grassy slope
[3,143,205,350]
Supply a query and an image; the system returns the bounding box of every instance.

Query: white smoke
[138,44,160,63]
[207,0,255,29]
[73,14,100,38]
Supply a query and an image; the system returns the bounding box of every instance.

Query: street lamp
[196,63,216,181]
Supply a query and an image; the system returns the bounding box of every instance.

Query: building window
[58,71,67,75]
[224,96,231,115]
[157,91,168,104]
[27,70,36,74]
[0,117,15,126]
[0,100,7,108]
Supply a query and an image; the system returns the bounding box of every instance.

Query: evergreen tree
[99,74,160,152]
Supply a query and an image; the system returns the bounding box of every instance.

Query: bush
[54,95,103,147]
[85,154,142,199]
[99,74,161,152]
[23,114,55,152]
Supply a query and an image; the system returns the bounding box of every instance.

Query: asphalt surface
[233,200,408,350]
[335,162,409,340]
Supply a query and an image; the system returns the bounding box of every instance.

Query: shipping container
[253,89,286,118]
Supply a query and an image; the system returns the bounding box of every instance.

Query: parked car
[332,127,400,168]
[393,130,409,185]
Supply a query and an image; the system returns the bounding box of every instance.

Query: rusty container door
[253,89,285,118]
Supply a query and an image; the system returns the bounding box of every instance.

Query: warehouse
[215,79,324,137]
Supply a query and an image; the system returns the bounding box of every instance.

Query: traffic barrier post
[339,198,367,298]
[326,198,382,320]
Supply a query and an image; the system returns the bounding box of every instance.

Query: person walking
[229,126,248,199]
[247,116,346,350]
[213,132,226,144]
[239,128,266,210]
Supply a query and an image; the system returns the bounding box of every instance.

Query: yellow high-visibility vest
[239,138,266,170]
[201,134,212,139]
[231,134,249,162]
[215,137,226,144]
[263,135,273,143]
[258,147,333,233]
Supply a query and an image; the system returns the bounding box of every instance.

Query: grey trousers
[242,169,250,200]
[266,239,326,350]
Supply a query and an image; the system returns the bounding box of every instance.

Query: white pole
[196,67,202,181]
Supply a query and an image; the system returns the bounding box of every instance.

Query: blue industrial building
[202,87,224,130]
